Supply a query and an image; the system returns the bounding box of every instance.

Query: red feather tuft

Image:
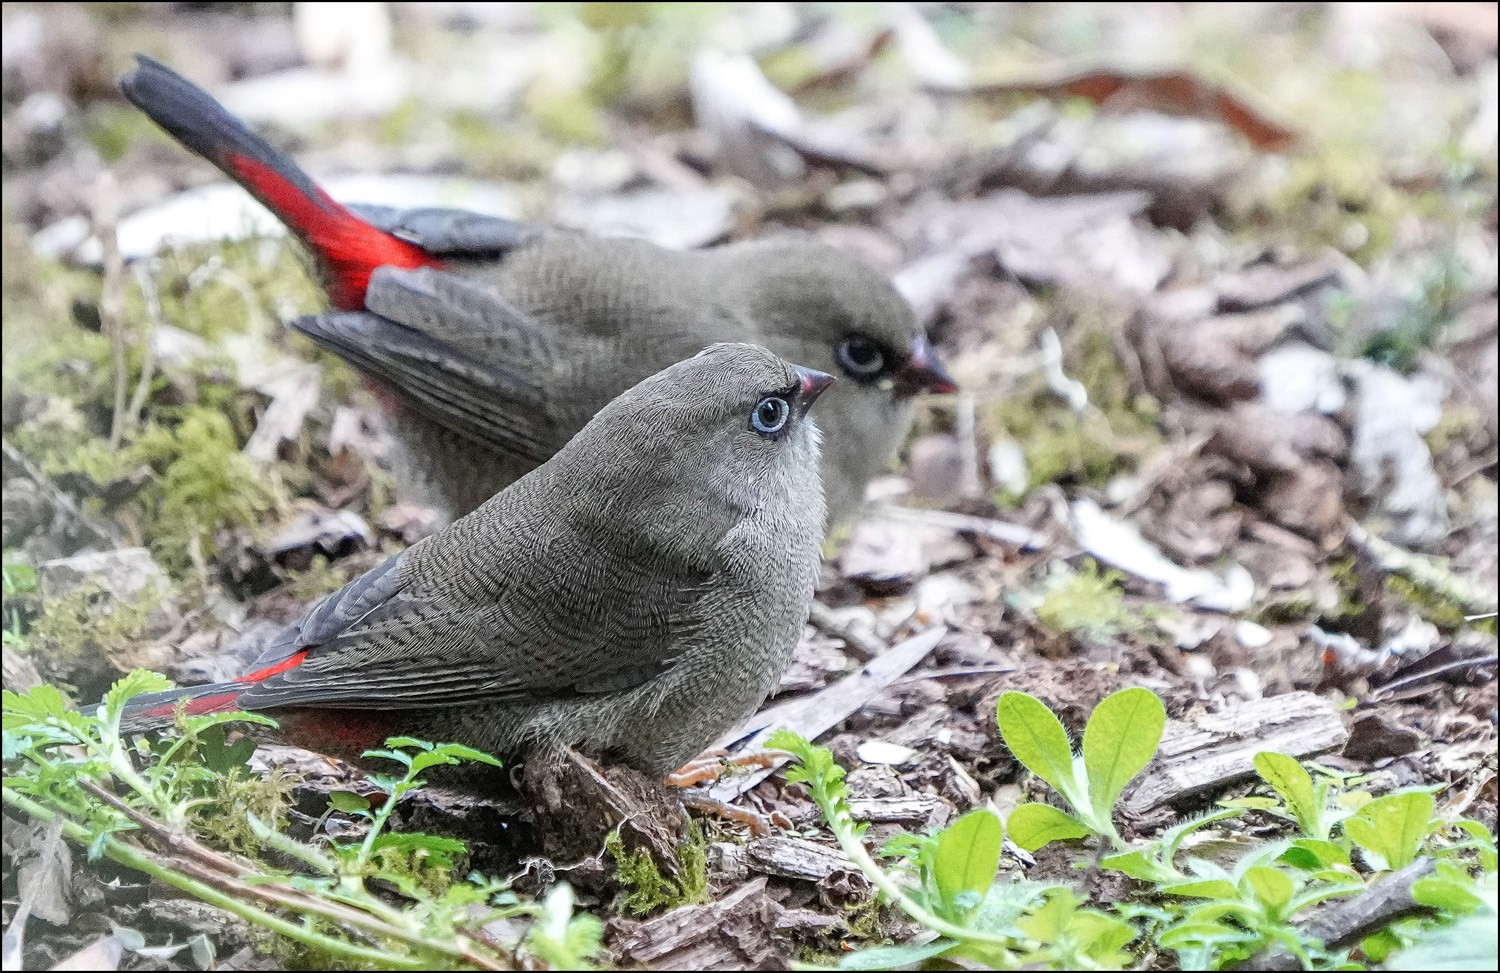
[235,649,310,685]
[226,154,440,310]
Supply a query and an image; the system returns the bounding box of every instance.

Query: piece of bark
[848,794,949,826]
[521,748,686,878]
[745,836,860,885]
[1122,692,1347,815]
[609,876,786,970]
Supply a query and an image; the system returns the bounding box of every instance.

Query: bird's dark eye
[751,395,791,436]
[835,335,886,381]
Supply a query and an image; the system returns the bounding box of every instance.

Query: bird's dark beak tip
[901,333,958,397]
[793,365,835,406]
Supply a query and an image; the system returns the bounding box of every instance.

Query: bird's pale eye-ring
[751,395,791,437]
[835,334,886,381]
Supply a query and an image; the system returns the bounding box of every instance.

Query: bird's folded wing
[347,204,539,257]
[234,525,713,712]
[291,266,579,462]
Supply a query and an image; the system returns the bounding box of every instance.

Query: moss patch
[606,818,709,916]
[1035,559,1137,642]
[27,579,161,665]
[990,323,1162,503]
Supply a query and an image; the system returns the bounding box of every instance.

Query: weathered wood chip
[610,877,785,970]
[1123,691,1348,814]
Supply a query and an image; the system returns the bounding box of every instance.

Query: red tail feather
[226,155,437,310]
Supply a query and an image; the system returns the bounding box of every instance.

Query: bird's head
[565,343,832,548]
[718,237,956,401]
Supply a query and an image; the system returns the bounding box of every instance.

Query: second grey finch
[119,55,957,526]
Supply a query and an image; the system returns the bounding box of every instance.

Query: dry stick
[1,437,121,546]
[2,789,438,970]
[1372,655,1499,700]
[955,391,982,500]
[1238,859,1437,971]
[95,177,129,448]
[124,261,162,437]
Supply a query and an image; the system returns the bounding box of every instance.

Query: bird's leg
[664,749,790,835]
[664,749,783,788]
[680,793,774,837]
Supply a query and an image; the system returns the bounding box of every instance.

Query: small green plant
[997,687,1165,852]
[1,553,37,648]
[1157,840,1364,969]
[777,685,1495,971]
[1232,752,1358,843]
[772,729,1137,970]
[2,673,603,969]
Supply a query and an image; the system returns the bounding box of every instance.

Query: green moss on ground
[1036,560,1138,642]
[606,818,709,916]
[26,580,161,665]
[990,322,1162,502]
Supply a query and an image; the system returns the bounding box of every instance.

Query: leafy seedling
[997,687,1165,851]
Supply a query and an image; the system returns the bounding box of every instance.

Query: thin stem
[813,793,1021,951]
[3,788,426,969]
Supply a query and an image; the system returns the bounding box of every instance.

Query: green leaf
[1243,866,1296,916]
[329,791,372,814]
[1083,688,1164,824]
[410,743,502,777]
[1283,838,1351,871]
[836,939,956,970]
[1386,909,1499,970]
[1102,850,1166,882]
[1254,752,1322,838]
[1413,873,1484,915]
[430,742,502,766]
[383,736,433,750]
[1345,791,1433,870]
[361,748,412,768]
[194,723,257,774]
[996,692,1083,810]
[1006,803,1093,852]
[1163,878,1241,900]
[369,830,468,868]
[932,809,1002,917]
[104,670,173,724]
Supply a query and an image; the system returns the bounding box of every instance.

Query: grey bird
[119,55,955,526]
[121,344,831,778]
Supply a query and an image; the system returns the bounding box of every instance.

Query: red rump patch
[226,154,442,310]
[236,649,309,685]
[142,691,243,720]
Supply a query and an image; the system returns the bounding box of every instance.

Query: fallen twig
[124,261,163,439]
[1238,859,1437,971]
[94,176,129,448]
[1372,655,1499,700]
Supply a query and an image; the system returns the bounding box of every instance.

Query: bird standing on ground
[119,55,955,526]
[123,344,832,778]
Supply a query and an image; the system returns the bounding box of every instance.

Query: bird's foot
[679,793,792,837]
[665,749,782,788]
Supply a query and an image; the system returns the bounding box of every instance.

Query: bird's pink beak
[792,365,835,414]
[895,333,957,397]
